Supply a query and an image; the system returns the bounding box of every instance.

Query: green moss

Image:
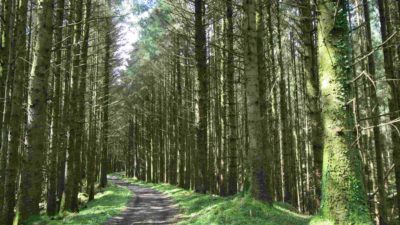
[23,184,131,225]
[316,1,373,224]
[116,173,311,225]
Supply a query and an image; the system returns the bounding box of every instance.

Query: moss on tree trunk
[311,0,373,224]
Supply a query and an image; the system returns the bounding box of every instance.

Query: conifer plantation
[0,0,399,224]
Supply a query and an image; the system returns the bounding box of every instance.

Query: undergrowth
[23,183,131,225]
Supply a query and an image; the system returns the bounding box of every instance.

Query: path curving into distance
[105,176,180,225]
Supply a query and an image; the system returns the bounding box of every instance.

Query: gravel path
[105,176,180,225]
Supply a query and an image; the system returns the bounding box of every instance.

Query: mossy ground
[117,173,311,225]
[23,184,131,225]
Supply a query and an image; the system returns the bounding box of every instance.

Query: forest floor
[115,173,312,225]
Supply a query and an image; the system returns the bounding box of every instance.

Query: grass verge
[24,183,131,225]
[116,173,311,225]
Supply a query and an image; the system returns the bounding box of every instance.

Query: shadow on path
[104,176,180,225]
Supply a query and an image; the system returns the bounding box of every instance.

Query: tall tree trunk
[226,0,238,196]
[176,35,185,188]
[61,0,75,212]
[194,0,208,193]
[65,0,84,212]
[243,0,272,203]
[362,0,387,223]
[276,0,293,204]
[47,0,65,215]
[99,17,112,188]
[376,1,400,223]
[2,0,28,223]
[59,0,75,211]
[79,0,92,199]
[313,0,372,223]
[298,0,323,212]
[0,0,14,217]
[18,0,54,221]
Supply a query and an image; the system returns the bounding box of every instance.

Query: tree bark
[99,17,112,188]
[194,0,209,193]
[2,0,28,223]
[298,0,323,212]
[243,0,272,203]
[18,0,54,221]
[314,0,372,223]
[226,0,238,196]
[47,0,65,215]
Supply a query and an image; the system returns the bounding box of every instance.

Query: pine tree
[18,0,55,221]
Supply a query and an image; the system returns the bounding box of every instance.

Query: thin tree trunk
[362,0,387,223]
[99,17,112,188]
[276,0,292,204]
[194,0,208,193]
[2,0,28,223]
[226,0,238,196]
[47,0,65,215]
[298,0,323,212]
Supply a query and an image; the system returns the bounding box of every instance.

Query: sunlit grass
[116,173,311,225]
[25,184,131,225]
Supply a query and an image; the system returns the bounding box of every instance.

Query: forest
[0,0,399,224]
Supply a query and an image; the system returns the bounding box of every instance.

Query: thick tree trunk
[243,0,272,203]
[313,0,372,223]
[18,0,54,221]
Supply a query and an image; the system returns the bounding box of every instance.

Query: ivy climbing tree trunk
[312,0,372,224]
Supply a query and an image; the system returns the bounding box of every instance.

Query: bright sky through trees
[115,0,152,73]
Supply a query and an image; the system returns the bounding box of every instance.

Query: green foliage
[117,174,311,225]
[23,184,131,225]
[127,0,172,75]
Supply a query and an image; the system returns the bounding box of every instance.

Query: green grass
[24,184,131,225]
[116,173,311,225]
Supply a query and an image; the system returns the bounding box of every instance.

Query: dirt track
[105,176,180,225]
